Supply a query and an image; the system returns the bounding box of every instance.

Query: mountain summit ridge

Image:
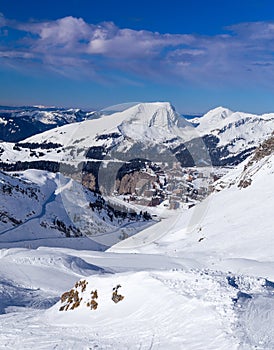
[0,102,273,168]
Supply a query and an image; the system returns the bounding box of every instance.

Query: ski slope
[111,151,274,273]
[0,147,274,348]
[0,170,152,250]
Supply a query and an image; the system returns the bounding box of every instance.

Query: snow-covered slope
[25,102,191,144]
[0,103,273,171]
[0,107,274,349]
[0,138,273,348]
[111,136,274,272]
[0,102,199,169]
[196,106,273,134]
[0,170,152,249]
[193,106,274,165]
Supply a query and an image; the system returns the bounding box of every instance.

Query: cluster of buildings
[116,162,220,210]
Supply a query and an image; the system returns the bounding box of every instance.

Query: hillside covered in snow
[0,170,153,250]
[1,103,273,170]
[0,102,273,216]
[0,103,273,349]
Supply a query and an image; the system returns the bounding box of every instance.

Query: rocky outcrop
[245,132,274,168]
[59,279,124,312]
[116,171,157,195]
[238,132,274,189]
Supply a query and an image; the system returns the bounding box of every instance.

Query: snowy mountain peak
[115,102,191,143]
[118,102,178,128]
[195,106,274,162]
[1,102,273,168]
[204,106,233,117]
[198,106,233,127]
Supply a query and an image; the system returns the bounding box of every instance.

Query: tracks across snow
[1,247,274,349]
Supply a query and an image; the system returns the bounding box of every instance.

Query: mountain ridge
[0,105,96,142]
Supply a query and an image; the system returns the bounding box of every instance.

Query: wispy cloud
[17,16,92,52]
[0,13,6,26]
[1,14,274,87]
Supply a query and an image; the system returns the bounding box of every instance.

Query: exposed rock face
[112,285,124,303]
[238,178,252,189]
[81,173,97,191]
[211,132,274,192]
[246,132,274,167]
[240,134,273,189]
[238,133,274,189]
[59,279,124,312]
[116,171,157,195]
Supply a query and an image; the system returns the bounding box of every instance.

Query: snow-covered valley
[0,103,273,349]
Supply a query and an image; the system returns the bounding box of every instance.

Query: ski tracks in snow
[150,269,274,350]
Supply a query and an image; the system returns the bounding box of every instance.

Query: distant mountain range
[0,102,273,169]
[0,102,273,248]
[0,105,97,142]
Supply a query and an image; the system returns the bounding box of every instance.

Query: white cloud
[0,50,33,58]
[1,14,274,87]
[87,23,193,58]
[228,21,274,41]
[17,16,92,52]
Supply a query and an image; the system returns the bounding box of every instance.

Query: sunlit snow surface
[0,152,273,349]
[0,103,273,348]
[1,103,273,168]
[0,170,153,250]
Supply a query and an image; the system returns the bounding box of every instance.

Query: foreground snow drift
[47,271,240,349]
[1,247,274,349]
[1,241,274,349]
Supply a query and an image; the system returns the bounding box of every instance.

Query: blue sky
[1,0,274,113]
